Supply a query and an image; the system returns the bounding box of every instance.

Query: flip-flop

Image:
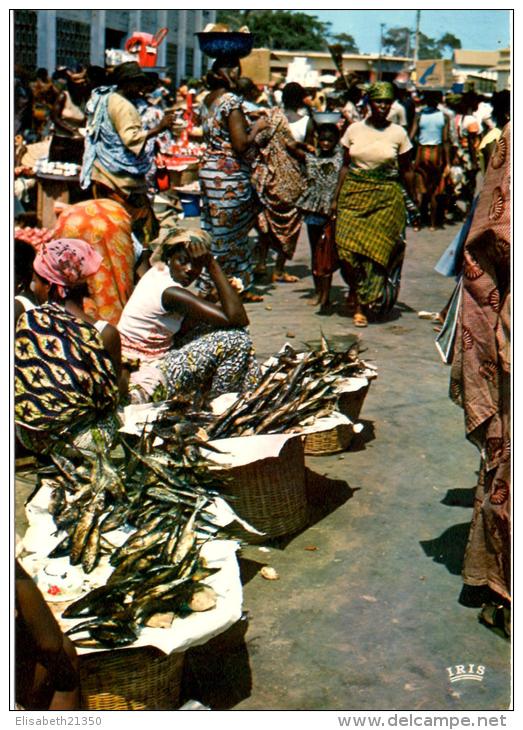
[272,272,299,283]
[353,313,368,327]
[242,292,264,302]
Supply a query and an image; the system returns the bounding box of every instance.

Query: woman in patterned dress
[449,123,511,634]
[15,239,124,455]
[117,229,260,405]
[251,104,309,283]
[53,198,136,325]
[198,59,268,301]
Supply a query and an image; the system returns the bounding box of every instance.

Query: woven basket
[336,379,371,421]
[218,435,308,541]
[79,646,185,711]
[303,423,354,456]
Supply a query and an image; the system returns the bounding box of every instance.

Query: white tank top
[288,115,309,142]
[117,264,184,360]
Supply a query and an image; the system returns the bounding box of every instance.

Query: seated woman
[117,228,260,405]
[15,239,126,455]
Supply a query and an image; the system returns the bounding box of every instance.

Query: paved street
[185,222,511,711]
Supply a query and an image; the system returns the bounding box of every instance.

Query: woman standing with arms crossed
[333,82,418,327]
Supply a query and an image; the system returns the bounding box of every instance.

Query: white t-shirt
[117,264,184,360]
[341,119,412,172]
[387,100,407,128]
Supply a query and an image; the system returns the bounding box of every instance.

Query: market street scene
[12,8,511,714]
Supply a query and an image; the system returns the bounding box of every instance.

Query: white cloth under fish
[202,433,301,468]
[294,410,363,435]
[56,540,243,656]
[21,485,244,656]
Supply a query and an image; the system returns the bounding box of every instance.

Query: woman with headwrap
[117,228,260,405]
[80,61,176,245]
[333,81,418,327]
[198,57,268,301]
[15,239,126,455]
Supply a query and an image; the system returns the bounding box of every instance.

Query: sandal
[353,312,368,328]
[272,272,299,283]
[242,291,264,303]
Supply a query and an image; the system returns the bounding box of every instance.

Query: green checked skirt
[336,167,406,312]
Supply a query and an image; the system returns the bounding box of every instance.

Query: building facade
[13,9,217,82]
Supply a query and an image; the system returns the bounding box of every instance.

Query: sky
[300,9,511,55]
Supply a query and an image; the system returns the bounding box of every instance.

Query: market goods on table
[14,225,53,247]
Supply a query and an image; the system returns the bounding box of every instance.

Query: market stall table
[36,172,80,229]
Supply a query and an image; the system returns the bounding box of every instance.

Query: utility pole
[378,23,385,80]
[414,10,421,66]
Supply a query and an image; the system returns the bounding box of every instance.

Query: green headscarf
[367,82,395,101]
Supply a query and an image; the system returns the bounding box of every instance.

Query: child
[297,124,344,313]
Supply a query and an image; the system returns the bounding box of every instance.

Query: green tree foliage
[216,9,331,51]
[382,27,412,57]
[382,26,462,59]
[331,32,359,54]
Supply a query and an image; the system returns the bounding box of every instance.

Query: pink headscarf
[33,238,103,298]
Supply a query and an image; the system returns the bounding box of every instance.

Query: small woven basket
[219,435,308,541]
[79,646,185,711]
[303,423,354,456]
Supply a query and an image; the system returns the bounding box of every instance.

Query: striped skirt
[414,144,446,196]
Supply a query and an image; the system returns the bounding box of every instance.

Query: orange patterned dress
[53,199,135,325]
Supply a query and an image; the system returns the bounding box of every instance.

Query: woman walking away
[410,90,450,230]
[297,124,344,313]
[333,81,419,328]
[282,82,315,146]
[198,57,268,301]
[251,103,311,283]
[117,228,260,405]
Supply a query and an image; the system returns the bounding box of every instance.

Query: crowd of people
[13,51,510,708]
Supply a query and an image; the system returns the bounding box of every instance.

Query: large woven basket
[79,646,185,711]
[303,423,354,456]
[219,435,308,541]
[336,379,371,421]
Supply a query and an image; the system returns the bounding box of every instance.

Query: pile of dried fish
[63,501,218,648]
[206,341,373,439]
[40,420,234,648]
